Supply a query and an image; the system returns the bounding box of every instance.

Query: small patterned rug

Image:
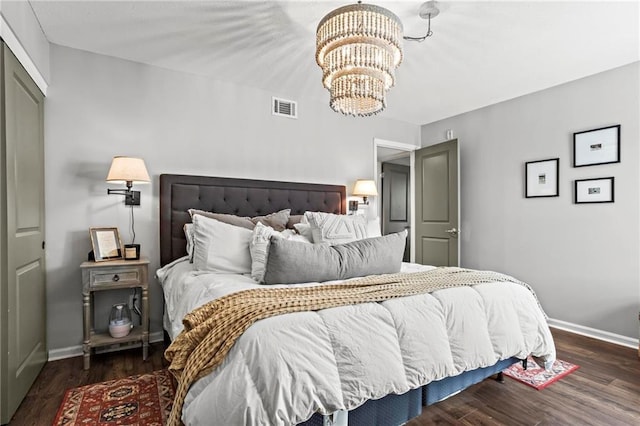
[503,356,579,390]
[53,369,175,425]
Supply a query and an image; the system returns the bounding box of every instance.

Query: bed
[158,174,556,426]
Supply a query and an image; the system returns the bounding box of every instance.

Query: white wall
[45,44,420,352]
[421,62,640,340]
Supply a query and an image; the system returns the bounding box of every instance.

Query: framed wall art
[525,158,559,198]
[89,227,123,261]
[573,124,620,167]
[574,177,614,204]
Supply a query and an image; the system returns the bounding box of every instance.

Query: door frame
[425,138,461,265]
[373,138,417,262]
[0,17,49,95]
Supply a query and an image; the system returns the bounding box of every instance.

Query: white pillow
[367,217,382,238]
[287,233,312,244]
[192,214,252,274]
[184,223,195,261]
[304,211,368,245]
[250,223,311,283]
[293,214,314,242]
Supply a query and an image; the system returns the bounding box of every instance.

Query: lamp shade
[353,179,379,197]
[106,156,150,183]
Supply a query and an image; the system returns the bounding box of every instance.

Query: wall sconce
[351,179,379,212]
[106,156,150,206]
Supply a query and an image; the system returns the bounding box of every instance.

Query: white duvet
[157,258,556,426]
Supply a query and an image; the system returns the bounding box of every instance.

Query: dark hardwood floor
[8,328,640,425]
[409,329,640,426]
[9,344,169,426]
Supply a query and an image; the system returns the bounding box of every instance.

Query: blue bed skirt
[299,357,520,426]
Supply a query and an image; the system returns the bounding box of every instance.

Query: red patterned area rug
[53,369,175,425]
[503,356,579,390]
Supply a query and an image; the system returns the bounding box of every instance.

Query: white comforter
[157,258,556,426]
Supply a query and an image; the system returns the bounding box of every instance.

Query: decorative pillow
[192,214,253,274]
[263,230,407,285]
[250,223,311,283]
[184,223,195,261]
[304,211,368,245]
[249,223,282,282]
[188,209,291,232]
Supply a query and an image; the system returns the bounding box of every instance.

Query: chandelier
[316,1,439,117]
[315,2,403,117]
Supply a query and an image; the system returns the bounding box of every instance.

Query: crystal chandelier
[315,2,404,117]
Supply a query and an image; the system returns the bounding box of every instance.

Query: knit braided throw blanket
[164,267,541,426]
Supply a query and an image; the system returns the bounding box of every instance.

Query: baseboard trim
[48,331,165,362]
[548,318,638,349]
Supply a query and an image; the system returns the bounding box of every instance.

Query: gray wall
[45,44,420,352]
[421,62,640,339]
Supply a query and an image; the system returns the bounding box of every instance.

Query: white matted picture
[89,227,123,261]
[525,158,559,198]
[574,177,614,204]
[573,125,620,167]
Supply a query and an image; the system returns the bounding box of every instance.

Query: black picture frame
[574,177,615,204]
[573,124,620,167]
[525,158,559,198]
[89,227,123,261]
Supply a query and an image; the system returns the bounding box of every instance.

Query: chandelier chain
[403,13,434,43]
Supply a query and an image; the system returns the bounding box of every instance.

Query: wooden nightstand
[80,258,149,370]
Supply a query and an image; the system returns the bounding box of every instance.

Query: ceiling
[30,1,640,125]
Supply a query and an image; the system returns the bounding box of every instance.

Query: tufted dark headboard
[159,174,347,266]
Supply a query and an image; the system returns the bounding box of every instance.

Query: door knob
[445,228,459,237]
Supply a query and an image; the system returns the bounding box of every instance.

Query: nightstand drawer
[90,267,142,286]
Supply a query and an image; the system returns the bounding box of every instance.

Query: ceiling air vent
[272,97,297,119]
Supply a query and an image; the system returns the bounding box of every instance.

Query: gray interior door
[414,140,459,266]
[381,162,410,261]
[1,44,46,424]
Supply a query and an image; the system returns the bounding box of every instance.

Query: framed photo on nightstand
[89,227,123,261]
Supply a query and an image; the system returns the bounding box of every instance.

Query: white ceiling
[30,0,640,125]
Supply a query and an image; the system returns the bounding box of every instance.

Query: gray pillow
[189,209,291,231]
[189,209,255,230]
[250,209,291,232]
[286,214,304,229]
[263,231,407,285]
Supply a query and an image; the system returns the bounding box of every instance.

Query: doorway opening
[373,139,417,262]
